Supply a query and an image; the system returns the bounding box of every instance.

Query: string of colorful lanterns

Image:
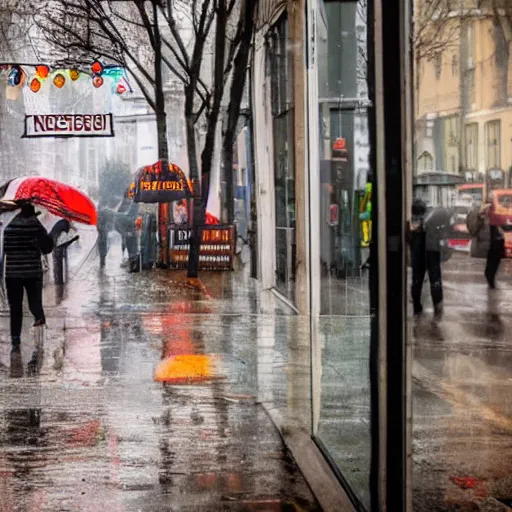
[0,60,132,96]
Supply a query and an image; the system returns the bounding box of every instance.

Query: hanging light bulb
[53,73,66,88]
[92,74,104,88]
[69,69,80,81]
[36,65,50,79]
[91,60,103,75]
[29,77,41,92]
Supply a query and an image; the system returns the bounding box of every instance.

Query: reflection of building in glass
[416,5,512,182]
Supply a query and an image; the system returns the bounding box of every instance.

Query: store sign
[23,113,114,137]
[128,160,192,203]
[169,225,236,270]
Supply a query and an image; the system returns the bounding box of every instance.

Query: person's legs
[98,229,108,267]
[427,250,443,317]
[24,276,45,326]
[485,226,503,288]
[411,244,427,315]
[5,277,24,346]
[125,232,137,258]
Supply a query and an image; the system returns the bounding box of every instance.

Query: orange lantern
[92,74,103,88]
[53,73,65,88]
[36,65,49,79]
[69,69,80,81]
[29,77,41,93]
[91,60,103,75]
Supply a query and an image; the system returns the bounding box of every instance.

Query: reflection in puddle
[154,354,220,384]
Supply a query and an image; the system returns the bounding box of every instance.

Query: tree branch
[161,54,188,85]
[161,34,189,73]
[161,1,190,68]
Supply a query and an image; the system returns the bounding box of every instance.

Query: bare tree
[415,0,462,61]
[26,0,257,277]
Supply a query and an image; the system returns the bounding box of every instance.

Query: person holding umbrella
[3,203,54,352]
[407,198,449,320]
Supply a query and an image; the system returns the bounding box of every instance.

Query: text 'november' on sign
[23,113,114,138]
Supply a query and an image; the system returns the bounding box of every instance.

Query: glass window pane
[313,1,371,509]
[413,5,512,511]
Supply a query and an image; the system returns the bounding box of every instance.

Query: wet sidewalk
[0,236,320,512]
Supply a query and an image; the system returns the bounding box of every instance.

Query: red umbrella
[0,176,97,225]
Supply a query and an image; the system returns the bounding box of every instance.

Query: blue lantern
[7,66,23,87]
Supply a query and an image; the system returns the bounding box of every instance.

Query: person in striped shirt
[3,203,54,351]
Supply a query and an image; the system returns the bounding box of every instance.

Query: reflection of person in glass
[407,199,443,320]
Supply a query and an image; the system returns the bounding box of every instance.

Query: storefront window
[412,4,512,510]
[312,0,371,509]
[268,16,296,300]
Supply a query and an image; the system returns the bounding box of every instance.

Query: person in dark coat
[484,203,504,289]
[114,196,140,272]
[407,198,444,320]
[3,204,54,350]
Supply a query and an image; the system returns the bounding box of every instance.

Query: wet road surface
[413,253,512,511]
[0,237,320,512]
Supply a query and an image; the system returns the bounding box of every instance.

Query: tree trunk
[222,0,256,225]
[200,0,227,207]
[188,2,228,280]
[185,85,204,279]
[154,2,170,268]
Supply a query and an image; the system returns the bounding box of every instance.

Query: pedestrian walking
[114,197,140,272]
[3,204,54,353]
[407,198,444,320]
[466,199,504,289]
[484,206,504,289]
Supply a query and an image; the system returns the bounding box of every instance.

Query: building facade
[415,5,512,184]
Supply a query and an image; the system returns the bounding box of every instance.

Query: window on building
[452,54,458,75]
[417,151,433,171]
[267,15,295,298]
[462,67,476,112]
[435,53,442,79]
[450,155,456,173]
[485,120,501,170]
[465,123,478,170]
[466,21,474,69]
[269,18,291,117]
[446,116,458,147]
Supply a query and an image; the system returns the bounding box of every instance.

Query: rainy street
[1,233,512,511]
[4,0,512,508]
[0,234,320,512]
[413,252,512,511]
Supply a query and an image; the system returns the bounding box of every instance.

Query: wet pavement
[412,253,512,511]
[0,234,320,512]
[2,235,512,512]
[305,253,512,511]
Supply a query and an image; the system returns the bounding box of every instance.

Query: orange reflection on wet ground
[154,354,220,383]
